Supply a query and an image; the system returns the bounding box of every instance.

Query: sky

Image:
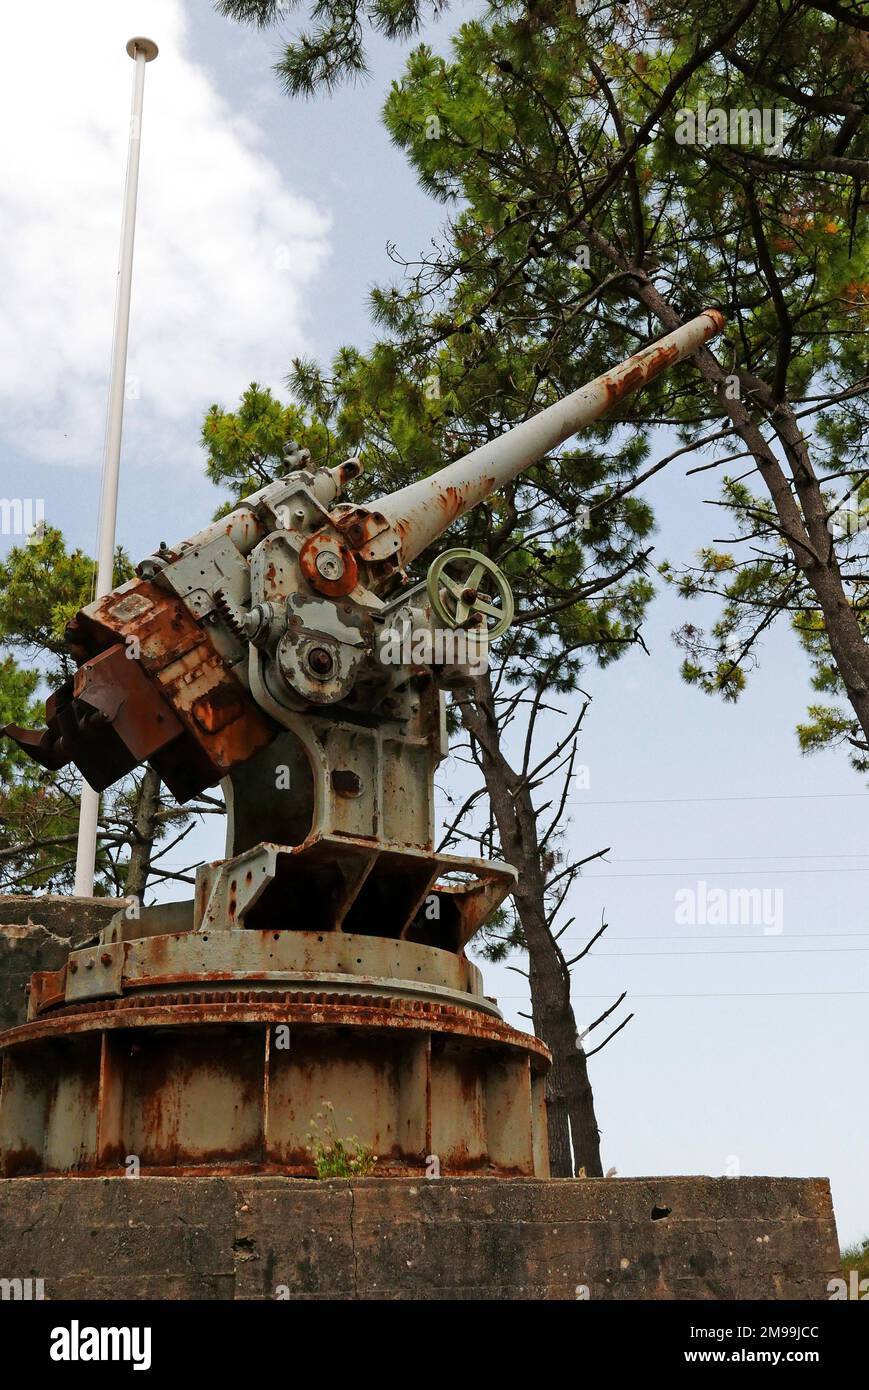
[0,0,866,1247]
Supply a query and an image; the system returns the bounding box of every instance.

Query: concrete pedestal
[0,1175,839,1300]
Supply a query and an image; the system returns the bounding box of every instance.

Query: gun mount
[0,311,723,1179]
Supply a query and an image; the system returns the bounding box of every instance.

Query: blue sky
[1,0,865,1246]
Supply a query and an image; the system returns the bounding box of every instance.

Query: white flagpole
[74,36,158,897]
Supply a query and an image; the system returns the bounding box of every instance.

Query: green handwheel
[426,547,515,639]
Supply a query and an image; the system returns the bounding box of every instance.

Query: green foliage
[0,652,84,893]
[0,651,86,893]
[306,1101,378,1177]
[841,1237,869,1283]
[375,0,866,766]
[0,656,41,782]
[0,527,130,683]
[0,529,157,895]
[214,0,445,96]
[214,0,868,772]
[202,384,336,507]
[1,533,102,891]
[473,901,525,962]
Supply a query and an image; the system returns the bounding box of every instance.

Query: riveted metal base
[0,927,550,1180]
[0,991,549,1179]
[27,927,500,1017]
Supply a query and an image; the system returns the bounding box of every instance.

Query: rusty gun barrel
[351,309,724,570]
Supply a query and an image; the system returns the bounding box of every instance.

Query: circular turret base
[0,930,549,1179]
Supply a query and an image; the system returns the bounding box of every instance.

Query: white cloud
[0,0,330,469]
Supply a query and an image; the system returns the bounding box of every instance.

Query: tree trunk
[565,1044,603,1175]
[123,764,162,900]
[516,879,604,1177]
[457,674,604,1176]
[586,232,869,750]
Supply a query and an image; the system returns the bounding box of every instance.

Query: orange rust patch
[299,531,359,598]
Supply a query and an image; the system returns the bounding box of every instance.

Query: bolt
[315,549,344,580]
[308,646,334,677]
[100,952,113,967]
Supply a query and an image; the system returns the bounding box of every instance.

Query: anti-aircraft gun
[0,310,723,1179]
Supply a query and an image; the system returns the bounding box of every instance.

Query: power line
[591,946,868,957]
[498,990,869,1000]
[597,931,869,940]
[612,851,869,863]
[582,866,869,878]
[564,791,867,806]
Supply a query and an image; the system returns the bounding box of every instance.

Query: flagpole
[74,36,158,897]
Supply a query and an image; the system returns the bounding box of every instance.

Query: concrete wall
[0,896,118,1032]
[0,1175,839,1300]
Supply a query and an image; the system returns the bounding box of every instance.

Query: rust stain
[1,983,549,1178]
[604,341,682,406]
[299,531,359,598]
[334,508,391,551]
[14,576,276,801]
[2,992,551,1067]
[1,1144,43,1178]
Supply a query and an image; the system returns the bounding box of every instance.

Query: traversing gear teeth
[214,587,249,639]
